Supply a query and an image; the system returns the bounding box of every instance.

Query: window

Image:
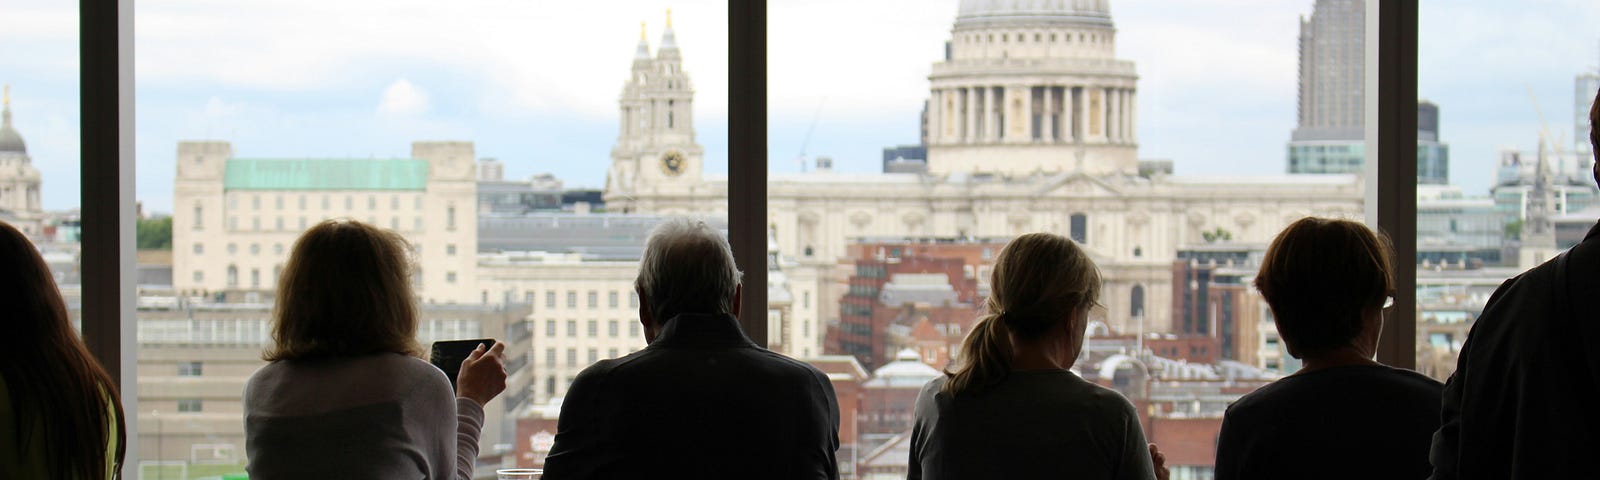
[567,291,577,308]
[193,243,203,255]
[273,243,283,255]
[250,244,260,255]
[546,348,556,366]
[629,322,640,338]
[587,320,598,338]
[177,361,203,377]
[609,291,619,308]
[226,265,239,287]
[1131,284,1146,318]
[71,0,1421,475]
[193,205,203,230]
[587,291,598,308]
[1069,213,1088,244]
[567,320,577,338]
[447,244,456,256]
[546,291,557,309]
[608,348,619,359]
[299,195,307,209]
[446,272,457,283]
[587,348,598,364]
[274,195,283,209]
[177,399,203,413]
[368,195,377,210]
[566,348,577,366]
[391,195,400,210]
[251,268,260,288]
[447,205,457,231]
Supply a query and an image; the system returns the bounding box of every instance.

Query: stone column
[1128,89,1137,143]
[1112,88,1124,143]
[1043,86,1055,142]
[984,86,997,142]
[1079,87,1092,142]
[1063,86,1075,142]
[927,88,941,144]
[965,87,977,143]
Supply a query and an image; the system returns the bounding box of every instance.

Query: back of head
[265,219,422,361]
[1591,85,1599,187]
[636,218,743,322]
[1254,217,1394,358]
[0,221,126,477]
[944,233,1101,395]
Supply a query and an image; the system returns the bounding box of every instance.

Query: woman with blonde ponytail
[907,233,1167,480]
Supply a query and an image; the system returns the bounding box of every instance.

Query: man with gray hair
[542,218,841,479]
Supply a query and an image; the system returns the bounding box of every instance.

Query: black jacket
[542,313,841,480]
[1429,222,1600,479]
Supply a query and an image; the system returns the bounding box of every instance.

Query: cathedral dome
[956,0,1113,29]
[0,123,24,155]
[0,100,23,154]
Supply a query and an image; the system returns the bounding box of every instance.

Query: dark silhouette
[1426,88,1600,479]
[909,233,1167,480]
[0,220,126,479]
[1215,217,1441,480]
[542,219,841,479]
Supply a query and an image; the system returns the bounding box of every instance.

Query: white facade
[171,141,480,304]
[603,1,1366,336]
[0,88,44,236]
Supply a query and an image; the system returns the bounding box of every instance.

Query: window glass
[130,2,728,473]
[769,1,1368,477]
[1414,1,1600,379]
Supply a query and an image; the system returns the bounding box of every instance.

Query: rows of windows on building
[10,0,1600,478]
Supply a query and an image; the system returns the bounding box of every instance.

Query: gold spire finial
[3,84,8,108]
[640,21,647,40]
[666,8,672,29]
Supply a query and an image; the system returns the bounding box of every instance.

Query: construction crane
[794,98,826,173]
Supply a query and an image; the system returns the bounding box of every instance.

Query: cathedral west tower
[605,11,705,214]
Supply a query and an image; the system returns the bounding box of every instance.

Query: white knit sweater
[243,353,484,479]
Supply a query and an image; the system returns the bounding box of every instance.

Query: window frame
[78,2,1419,474]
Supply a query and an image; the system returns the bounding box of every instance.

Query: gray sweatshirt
[243,353,484,479]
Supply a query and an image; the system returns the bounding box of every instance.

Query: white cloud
[204,96,241,118]
[377,79,430,116]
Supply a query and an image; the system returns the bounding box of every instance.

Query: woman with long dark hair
[0,220,126,478]
[908,232,1165,480]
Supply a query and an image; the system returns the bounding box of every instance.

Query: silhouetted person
[542,218,840,479]
[1427,89,1600,479]
[244,220,507,479]
[0,220,126,479]
[909,233,1168,480]
[1214,217,1441,480]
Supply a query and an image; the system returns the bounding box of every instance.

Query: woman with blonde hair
[244,219,507,479]
[908,232,1165,480]
[0,220,125,478]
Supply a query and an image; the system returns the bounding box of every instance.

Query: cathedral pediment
[1031,172,1124,198]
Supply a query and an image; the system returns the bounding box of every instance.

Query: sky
[2,0,1599,214]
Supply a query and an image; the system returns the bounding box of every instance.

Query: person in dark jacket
[1427,88,1600,479]
[1215,218,1441,480]
[542,218,840,480]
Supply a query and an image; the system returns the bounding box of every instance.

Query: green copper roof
[223,158,429,191]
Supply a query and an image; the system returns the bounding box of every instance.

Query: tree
[1504,219,1523,241]
[1201,227,1233,244]
[137,217,173,250]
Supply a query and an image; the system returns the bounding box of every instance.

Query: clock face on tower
[660,150,686,177]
